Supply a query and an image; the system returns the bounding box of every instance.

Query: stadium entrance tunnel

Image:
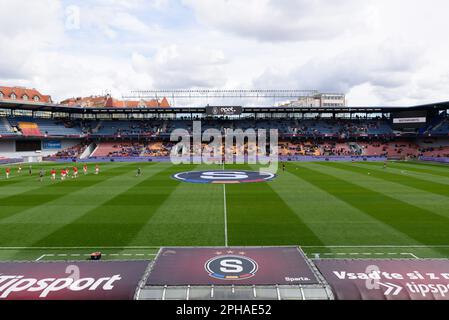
[172,170,277,184]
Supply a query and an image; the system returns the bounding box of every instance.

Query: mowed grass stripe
[0,162,125,195]
[311,162,449,219]
[328,162,449,198]
[398,161,449,172]
[0,162,98,189]
[0,162,135,221]
[32,164,184,247]
[0,163,162,246]
[361,161,449,180]
[273,166,426,247]
[0,163,155,223]
[294,163,449,249]
[225,164,324,246]
[0,163,120,199]
[354,162,449,186]
[129,164,225,246]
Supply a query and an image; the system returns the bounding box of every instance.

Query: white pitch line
[35,254,46,261]
[0,245,446,249]
[311,252,421,258]
[33,252,158,260]
[0,246,161,250]
[302,245,449,248]
[223,184,228,247]
[222,162,228,247]
[403,252,420,259]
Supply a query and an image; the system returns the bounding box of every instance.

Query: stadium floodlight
[124,89,319,99]
[123,89,321,108]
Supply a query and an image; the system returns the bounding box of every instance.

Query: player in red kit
[51,168,56,181]
[95,164,100,175]
[61,168,66,180]
[83,164,88,175]
[6,168,11,179]
[73,166,78,178]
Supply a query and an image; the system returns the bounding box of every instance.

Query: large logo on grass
[172,170,276,184]
[205,255,258,281]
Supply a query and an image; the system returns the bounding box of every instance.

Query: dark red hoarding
[146,247,320,286]
[0,261,149,300]
[315,259,449,300]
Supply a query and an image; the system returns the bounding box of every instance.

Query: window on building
[10,93,17,100]
[0,92,3,99]
[22,94,28,101]
[33,96,40,102]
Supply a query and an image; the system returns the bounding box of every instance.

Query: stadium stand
[0,118,18,136]
[7,117,83,137]
[143,142,173,157]
[1,108,448,161]
[23,117,432,139]
[53,143,89,158]
[91,142,144,157]
[17,122,43,137]
[431,118,449,135]
[93,121,162,137]
[35,119,83,136]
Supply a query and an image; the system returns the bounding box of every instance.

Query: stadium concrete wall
[0,140,15,153]
[49,155,387,163]
[420,156,449,163]
[280,155,386,162]
[0,139,80,159]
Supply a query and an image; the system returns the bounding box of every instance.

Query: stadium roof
[0,99,448,115]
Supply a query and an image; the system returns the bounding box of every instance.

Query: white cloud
[131,44,228,89]
[183,0,372,42]
[254,43,423,90]
[0,0,64,80]
[91,0,169,10]
[1,0,449,105]
[72,1,159,39]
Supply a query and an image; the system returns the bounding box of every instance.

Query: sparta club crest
[205,255,258,280]
[172,170,276,184]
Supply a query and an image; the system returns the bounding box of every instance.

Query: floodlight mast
[123,89,320,107]
[124,89,319,99]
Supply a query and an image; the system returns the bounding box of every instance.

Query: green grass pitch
[0,161,449,261]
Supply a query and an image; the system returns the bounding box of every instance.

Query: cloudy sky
[1,0,449,106]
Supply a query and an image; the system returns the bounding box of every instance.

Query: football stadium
[0,88,449,301]
[3,1,449,309]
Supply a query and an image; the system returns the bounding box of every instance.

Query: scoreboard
[391,110,428,129]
